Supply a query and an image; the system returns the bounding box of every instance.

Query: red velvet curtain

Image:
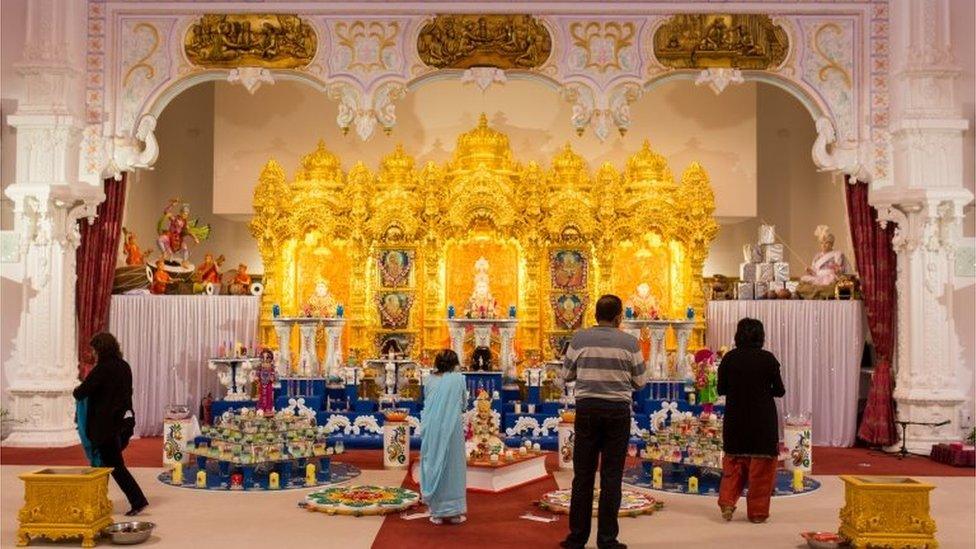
[844,178,898,446]
[76,175,127,378]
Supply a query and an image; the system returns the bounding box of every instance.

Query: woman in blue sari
[420,349,467,525]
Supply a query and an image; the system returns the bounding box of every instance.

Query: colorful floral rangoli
[538,488,663,517]
[303,485,420,516]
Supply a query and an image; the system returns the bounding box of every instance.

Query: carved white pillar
[498,324,517,381]
[271,319,293,377]
[2,0,103,447]
[871,0,974,453]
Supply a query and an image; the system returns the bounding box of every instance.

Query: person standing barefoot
[420,350,468,525]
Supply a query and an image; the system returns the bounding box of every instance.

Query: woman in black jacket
[716,318,785,523]
[73,332,149,516]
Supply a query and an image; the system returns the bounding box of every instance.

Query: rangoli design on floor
[538,488,664,517]
[302,485,421,516]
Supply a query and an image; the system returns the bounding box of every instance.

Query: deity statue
[302,279,338,317]
[194,253,224,285]
[470,346,492,371]
[467,389,504,462]
[464,256,498,319]
[628,283,660,320]
[256,349,277,416]
[150,259,173,294]
[156,199,211,270]
[122,228,150,266]
[800,225,850,288]
[228,263,252,295]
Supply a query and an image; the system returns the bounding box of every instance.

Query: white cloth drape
[706,300,864,447]
[108,295,260,436]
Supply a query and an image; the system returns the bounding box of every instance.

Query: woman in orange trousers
[716,318,786,523]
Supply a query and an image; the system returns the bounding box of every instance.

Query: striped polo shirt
[563,326,646,404]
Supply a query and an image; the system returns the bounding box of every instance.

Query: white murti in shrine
[447,257,518,381]
[272,280,346,381]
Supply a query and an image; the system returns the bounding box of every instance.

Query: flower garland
[375,292,413,329]
[377,250,414,288]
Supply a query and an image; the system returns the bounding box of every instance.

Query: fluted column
[871,0,973,452]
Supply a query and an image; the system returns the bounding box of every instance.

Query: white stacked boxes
[737,224,794,299]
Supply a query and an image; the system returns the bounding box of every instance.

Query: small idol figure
[256,349,277,416]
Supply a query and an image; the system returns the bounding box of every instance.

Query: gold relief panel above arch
[184,14,318,69]
[417,14,552,69]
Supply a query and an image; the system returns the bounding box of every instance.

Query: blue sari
[75,398,102,466]
[420,372,467,518]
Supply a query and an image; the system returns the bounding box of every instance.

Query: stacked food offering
[737,224,796,299]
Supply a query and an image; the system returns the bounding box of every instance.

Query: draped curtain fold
[844,178,898,447]
[77,175,127,377]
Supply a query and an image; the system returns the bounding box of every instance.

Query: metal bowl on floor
[800,531,847,548]
[103,521,155,545]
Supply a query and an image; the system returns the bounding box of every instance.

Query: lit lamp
[171,463,183,485]
[269,472,281,490]
[196,470,207,488]
[688,476,699,493]
[306,464,316,486]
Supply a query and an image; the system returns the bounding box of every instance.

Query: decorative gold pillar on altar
[250,115,718,362]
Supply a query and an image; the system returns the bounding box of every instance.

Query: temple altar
[250,116,718,365]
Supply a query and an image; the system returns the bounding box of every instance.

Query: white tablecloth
[706,300,864,447]
[108,295,260,436]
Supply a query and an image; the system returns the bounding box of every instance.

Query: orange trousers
[717,455,777,521]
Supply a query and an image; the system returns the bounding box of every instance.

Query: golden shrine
[250,115,718,361]
[838,476,939,549]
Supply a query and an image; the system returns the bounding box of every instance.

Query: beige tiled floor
[2,465,973,548]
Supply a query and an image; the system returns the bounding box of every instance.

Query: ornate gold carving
[17,468,114,548]
[184,14,316,69]
[417,15,552,69]
[123,23,159,87]
[569,22,635,73]
[838,476,938,549]
[251,116,717,359]
[814,23,852,88]
[654,14,789,70]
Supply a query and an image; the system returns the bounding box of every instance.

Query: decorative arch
[89,5,887,186]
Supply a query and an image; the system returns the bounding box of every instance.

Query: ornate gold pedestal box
[839,475,938,549]
[16,467,114,547]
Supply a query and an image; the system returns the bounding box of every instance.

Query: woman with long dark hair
[717,318,785,523]
[73,332,149,516]
[419,349,467,525]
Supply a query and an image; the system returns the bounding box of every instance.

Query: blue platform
[207,375,724,449]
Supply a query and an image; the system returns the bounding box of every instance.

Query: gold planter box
[16,467,114,547]
[839,475,938,549]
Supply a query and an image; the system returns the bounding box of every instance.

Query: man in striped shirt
[561,294,645,549]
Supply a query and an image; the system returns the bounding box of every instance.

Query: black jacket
[73,356,134,446]
[717,347,786,457]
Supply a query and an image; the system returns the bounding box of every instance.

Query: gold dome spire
[451,113,514,172]
[625,140,674,190]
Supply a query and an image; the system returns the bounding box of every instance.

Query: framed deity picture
[548,334,574,358]
[550,293,587,330]
[550,249,588,291]
[375,333,415,357]
[375,291,414,329]
[377,249,414,288]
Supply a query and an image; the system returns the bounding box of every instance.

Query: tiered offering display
[737,224,796,299]
[643,413,724,469]
[166,408,358,491]
[468,389,544,466]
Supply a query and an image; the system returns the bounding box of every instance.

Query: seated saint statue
[628,283,660,320]
[800,225,849,287]
[303,279,338,317]
[464,257,498,319]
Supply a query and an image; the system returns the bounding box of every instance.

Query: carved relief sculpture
[417,15,552,69]
[184,14,317,69]
[653,14,789,70]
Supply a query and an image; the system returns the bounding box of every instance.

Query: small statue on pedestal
[303,279,338,317]
[256,349,277,416]
[798,225,850,299]
[692,349,718,416]
[122,227,151,266]
[156,198,211,270]
[150,259,173,294]
[467,389,504,462]
[470,346,492,371]
[628,283,660,320]
[228,263,252,295]
[464,257,498,319]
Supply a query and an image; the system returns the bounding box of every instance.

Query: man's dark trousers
[565,398,631,548]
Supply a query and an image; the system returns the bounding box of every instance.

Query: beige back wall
[126,79,852,280]
[213,78,758,220]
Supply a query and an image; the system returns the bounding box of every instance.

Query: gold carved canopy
[250,116,718,362]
